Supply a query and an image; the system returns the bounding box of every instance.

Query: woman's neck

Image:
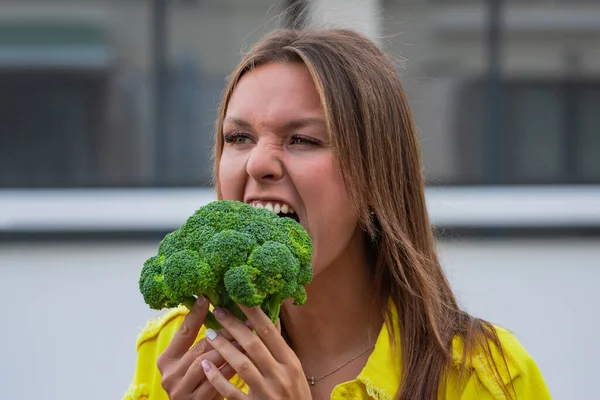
[281,230,383,373]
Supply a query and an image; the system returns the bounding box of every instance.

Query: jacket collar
[354,302,401,400]
[352,301,520,400]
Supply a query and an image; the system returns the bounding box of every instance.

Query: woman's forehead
[225,63,324,125]
[223,115,326,134]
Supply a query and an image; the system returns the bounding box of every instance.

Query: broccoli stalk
[139,200,313,330]
[262,296,283,325]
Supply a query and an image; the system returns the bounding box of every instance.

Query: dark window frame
[0,68,109,188]
[455,77,600,185]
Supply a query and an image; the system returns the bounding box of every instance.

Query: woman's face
[218,62,361,277]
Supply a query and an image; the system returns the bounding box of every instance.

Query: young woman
[123,28,550,400]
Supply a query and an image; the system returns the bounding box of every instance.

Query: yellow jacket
[123,306,551,400]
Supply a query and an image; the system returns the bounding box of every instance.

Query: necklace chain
[304,345,375,386]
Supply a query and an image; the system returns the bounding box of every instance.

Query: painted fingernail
[213,307,227,319]
[196,296,206,306]
[205,328,217,340]
[201,359,212,372]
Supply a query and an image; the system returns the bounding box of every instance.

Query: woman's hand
[156,296,238,400]
[200,305,312,400]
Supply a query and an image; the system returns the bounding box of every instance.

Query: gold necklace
[304,345,375,386]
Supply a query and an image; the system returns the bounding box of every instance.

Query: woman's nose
[245,142,284,182]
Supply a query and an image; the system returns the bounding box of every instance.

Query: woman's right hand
[157,296,238,400]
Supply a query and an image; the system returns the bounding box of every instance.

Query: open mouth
[277,210,300,223]
[250,201,300,223]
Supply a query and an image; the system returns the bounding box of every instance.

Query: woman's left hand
[200,305,312,400]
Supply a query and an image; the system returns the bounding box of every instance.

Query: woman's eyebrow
[223,116,325,131]
[282,117,326,131]
[223,117,253,129]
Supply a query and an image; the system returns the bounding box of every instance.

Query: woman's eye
[224,132,252,145]
[290,135,320,146]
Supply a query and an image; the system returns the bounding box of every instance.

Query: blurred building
[386,0,600,186]
[0,0,599,187]
[0,0,292,187]
[1,1,599,400]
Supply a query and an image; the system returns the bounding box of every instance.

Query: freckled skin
[219,62,361,278]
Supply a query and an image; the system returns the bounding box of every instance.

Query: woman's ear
[368,205,376,217]
[365,205,380,243]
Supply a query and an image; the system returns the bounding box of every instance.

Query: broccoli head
[138,200,313,330]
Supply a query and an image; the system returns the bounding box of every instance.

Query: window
[426,0,596,4]
[455,79,600,184]
[0,67,223,188]
[0,71,107,187]
[0,5,288,189]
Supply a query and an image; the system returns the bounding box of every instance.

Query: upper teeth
[251,201,295,214]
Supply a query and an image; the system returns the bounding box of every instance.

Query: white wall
[0,241,160,400]
[1,238,597,399]
[439,239,599,399]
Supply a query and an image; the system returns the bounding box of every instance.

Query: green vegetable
[139,200,313,330]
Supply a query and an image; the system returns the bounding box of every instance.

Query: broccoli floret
[139,255,178,310]
[267,217,313,267]
[158,230,186,259]
[249,242,299,297]
[223,265,266,306]
[139,200,313,330]
[200,230,257,276]
[291,286,308,306]
[247,241,302,323]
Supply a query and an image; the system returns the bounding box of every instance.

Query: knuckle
[223,387,241,400]
[237,360,253,376]
[189,339,209,356]
[281,383,294,397]
[189,355,204,372]
[169,387,184,400]
[275,372,292,392]
[219,328,234,341]
[290,358,304,373]
[260,323,278,338]
[156,352,172,375]
[245,338,263,355]
[177,321,193,337]
[283,377,294,391]
[283,354,303,371]
[156,354,166,373]
[159,372,175,392]
[219,317,235,330]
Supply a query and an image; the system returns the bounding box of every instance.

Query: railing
[2,186,599,235]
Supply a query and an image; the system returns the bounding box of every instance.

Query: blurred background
[1,0,599,399]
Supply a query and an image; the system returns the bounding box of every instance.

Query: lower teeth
[277,212,299,222]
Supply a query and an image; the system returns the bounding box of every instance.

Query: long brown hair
[213,28,514,400]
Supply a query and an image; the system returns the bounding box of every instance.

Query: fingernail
[201,359,212,372]
[213,307,227,319]
[196,296,206,306]
[205,328,217,340]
